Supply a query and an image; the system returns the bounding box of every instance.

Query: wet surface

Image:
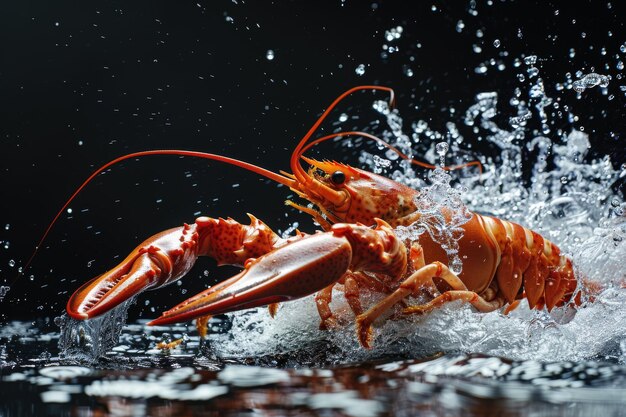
[3,319,626,417]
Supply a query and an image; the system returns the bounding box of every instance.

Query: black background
[1,0,624,320]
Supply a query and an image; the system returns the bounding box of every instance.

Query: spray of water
[207,68,625,365]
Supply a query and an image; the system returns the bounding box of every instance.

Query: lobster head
[288,157,420,228]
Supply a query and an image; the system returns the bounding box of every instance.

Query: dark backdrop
[1,0,624,320]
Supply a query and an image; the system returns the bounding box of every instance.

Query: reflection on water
[2,320,626,417]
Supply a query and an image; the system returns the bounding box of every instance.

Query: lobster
[37,86,579,349]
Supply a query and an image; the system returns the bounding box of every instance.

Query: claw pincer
[67,224,201,319]
[67,215,284,320]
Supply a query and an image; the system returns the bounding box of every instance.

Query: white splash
[207,71,626,365]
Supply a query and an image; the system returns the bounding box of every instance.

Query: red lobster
[39,86,578,348]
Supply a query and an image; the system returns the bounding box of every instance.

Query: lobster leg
[315,285,337,329]
[356,254,507,348]
[314,272,367,330]
[67,214,287,320]
[402,290,505,315]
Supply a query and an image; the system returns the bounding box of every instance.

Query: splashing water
[204,67,625,365]
[395,143,473,276]
[56,299,135,363]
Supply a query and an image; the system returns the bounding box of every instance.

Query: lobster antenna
[299,131,483,174]
[23,150,296,273]
[290,86,395,185]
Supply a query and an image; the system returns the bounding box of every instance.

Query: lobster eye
[330,170,346,185]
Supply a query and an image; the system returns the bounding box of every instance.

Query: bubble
[355,64,366,76]
[9,259,15,267]
[456,20,465,33]
[66,208,73,214]
[338,113,348,122]
[4,223,9,230]
[493,39,501,48]
[265,49,275,61]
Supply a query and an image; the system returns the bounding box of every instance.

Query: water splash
[204,68,625,365]
[394,143,473,276]
[56,299,135,363]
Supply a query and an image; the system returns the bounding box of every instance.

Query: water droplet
[4,224,9,230]
[54,22,59,27]
[456,20,465,33]
[67,208,73,214]
[384,26,403,41]
[524,55,537,65]
[78,140,83,146]
[355,64,366,76]
[265,49,275,61]
[0,286,10,301]
[475,63,488,74]
[472,44,482,54]
[572,73,611,93]
[435,142,449,156]
[620,44,626,53]
[617,61,624,71]
[450,257,463,275]
[338,113,348,122]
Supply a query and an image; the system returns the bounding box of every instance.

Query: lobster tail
[481,215,578,311]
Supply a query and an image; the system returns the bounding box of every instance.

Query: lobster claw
[148,232,353,326]
[67,225,201,319]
